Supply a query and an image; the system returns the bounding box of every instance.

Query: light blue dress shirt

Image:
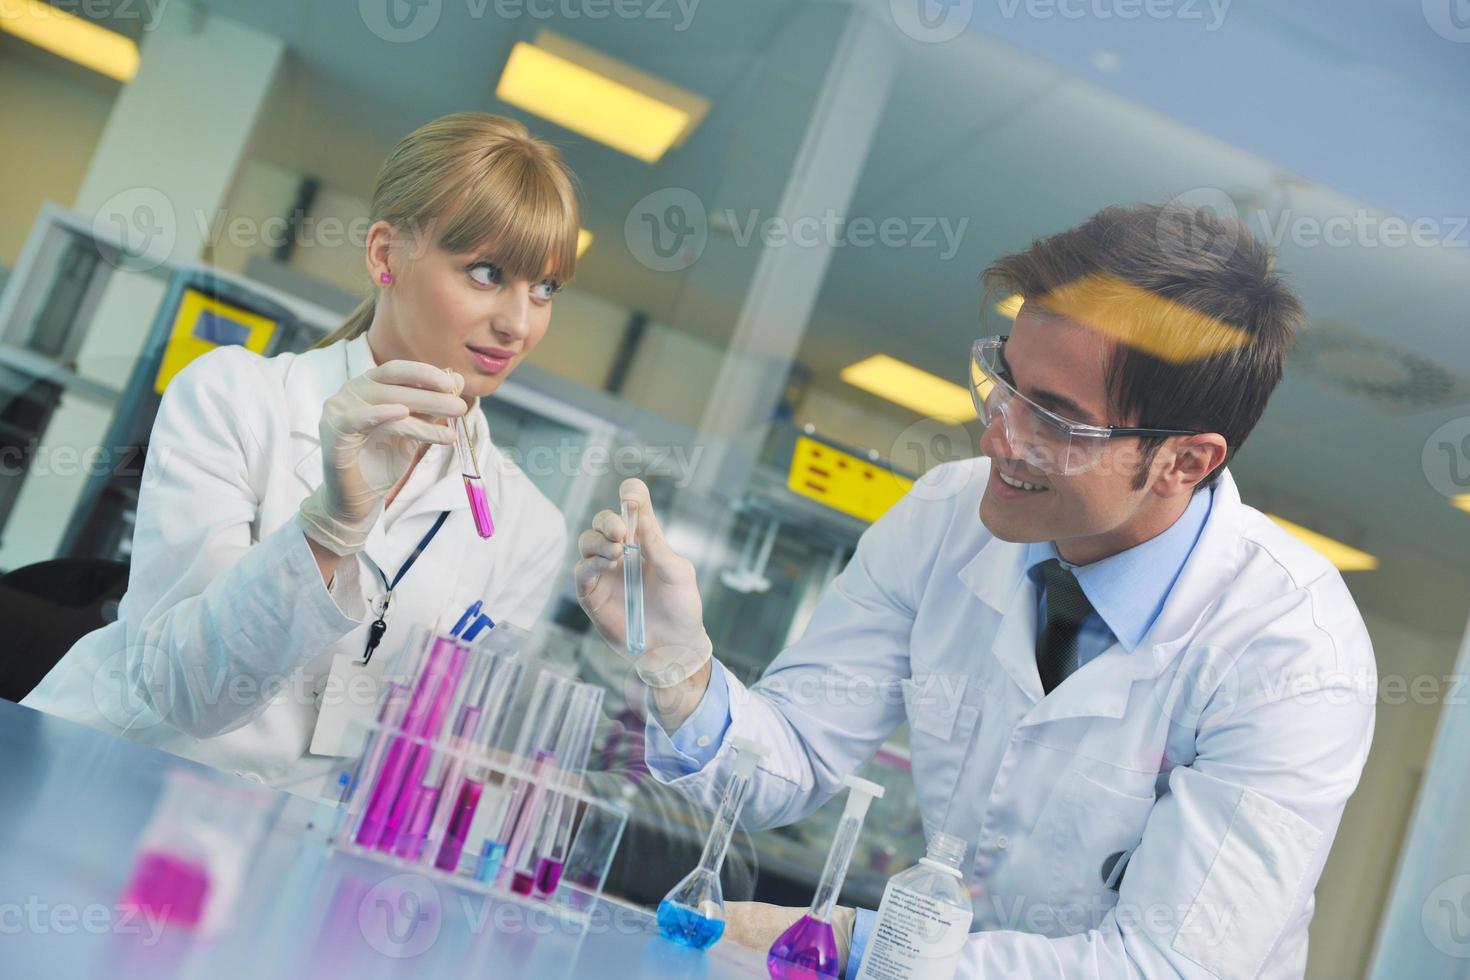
[646,485,1214,977]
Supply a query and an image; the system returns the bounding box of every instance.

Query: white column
[72,1,285,383]
[694,7,895,487]
[1,4,283,570]
[664,5,897,574]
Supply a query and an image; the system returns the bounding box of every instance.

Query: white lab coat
[662,456,1375,979]
[24,335,567,793]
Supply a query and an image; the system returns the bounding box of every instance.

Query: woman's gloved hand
[574,478,713,687]
[298,360,465,555]
[724,902,857,971]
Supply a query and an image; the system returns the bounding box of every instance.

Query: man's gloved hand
[574,478,713,687]
[298,360,465,555]
[723,901,857,973]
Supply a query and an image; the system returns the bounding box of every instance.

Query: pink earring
[379,271,393,285]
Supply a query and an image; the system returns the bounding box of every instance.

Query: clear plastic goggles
[969,336,1199,476]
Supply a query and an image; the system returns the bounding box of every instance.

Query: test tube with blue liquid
[657,737,770,949]
[767,776,886,980]
[460,670,574,883]
[622,498,646,656]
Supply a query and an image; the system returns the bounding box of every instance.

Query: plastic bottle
[854,831,973,980]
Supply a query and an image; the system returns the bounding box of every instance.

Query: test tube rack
[327,719,629,933]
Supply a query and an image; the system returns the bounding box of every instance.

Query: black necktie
[1035,558,1094,695]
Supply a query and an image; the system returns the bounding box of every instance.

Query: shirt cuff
[845,907,876,980]
[643,662,732,777]
[325,552,370,622]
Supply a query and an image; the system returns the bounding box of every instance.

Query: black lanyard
[359,510,451,664]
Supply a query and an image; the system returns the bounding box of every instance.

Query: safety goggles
[969,336,1200,476]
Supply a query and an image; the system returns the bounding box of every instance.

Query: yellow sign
[786,435,912,524]
[153,289,277,394]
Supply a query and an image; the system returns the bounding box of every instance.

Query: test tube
[462,669,575,882]
[456,414,495,538]
[391,643,500,860]
[432,632,526,871]
[658,737,770,948]
[378,637,472,851]
[767,776,886,980]
[622,499,646,656]
[340,630,434,834]
[506,682,605,898]
[354,633,461,846]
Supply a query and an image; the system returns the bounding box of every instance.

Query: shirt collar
[1024,485,1214,652]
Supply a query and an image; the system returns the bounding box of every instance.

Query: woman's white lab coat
[23,334,567,793]
[659,456,1376,979]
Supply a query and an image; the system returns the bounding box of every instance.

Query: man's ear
[1159,433,1228,495]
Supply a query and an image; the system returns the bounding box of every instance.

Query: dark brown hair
[983,202,1305,491]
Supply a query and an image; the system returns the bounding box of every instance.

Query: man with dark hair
[577,202,1376,978]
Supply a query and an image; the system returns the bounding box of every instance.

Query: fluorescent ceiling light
[496,31,709,164]
[1267,515,1378,572]
[841,355,976,424]
[996,294,1023,319]
[0,0,139,82]
[576,228,593,258]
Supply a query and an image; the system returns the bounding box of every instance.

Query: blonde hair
[316,112,580,349]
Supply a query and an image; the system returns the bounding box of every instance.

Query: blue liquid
[657,900,725,950]
[475,840,506,883]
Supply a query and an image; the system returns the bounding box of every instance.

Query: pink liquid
[510,871,536,896]
[378,642,468,851]
[499,749,556,879]
[464,475,495,538]
[534,857,563,896]
[120,850,210,928]
[356,638,458,847]
[767,914,841,980]
[392,783,441,860]
[435,778,483,872]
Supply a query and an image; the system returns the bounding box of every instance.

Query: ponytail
[312,295,374,350]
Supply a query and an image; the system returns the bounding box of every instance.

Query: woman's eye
[531,279,560,301]
[468,261,503,286]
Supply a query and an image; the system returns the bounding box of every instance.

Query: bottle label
[855,881,974,980]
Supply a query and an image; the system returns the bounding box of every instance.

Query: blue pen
[451,600,483,637]
[462,613,495,641]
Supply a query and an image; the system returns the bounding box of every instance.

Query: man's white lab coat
[660,457,1375,979]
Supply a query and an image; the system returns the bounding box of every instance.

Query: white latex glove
[724,902,856,970]
[298,360,466,555]
[574,478,713,687]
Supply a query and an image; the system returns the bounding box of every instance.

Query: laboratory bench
[0,698,769,979]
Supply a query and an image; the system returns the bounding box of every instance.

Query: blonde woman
[26,113,578,794]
